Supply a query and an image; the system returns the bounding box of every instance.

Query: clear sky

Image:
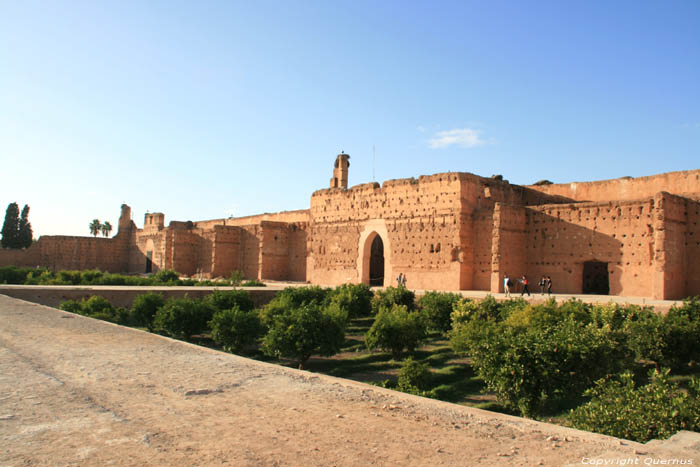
[1,1,698,237]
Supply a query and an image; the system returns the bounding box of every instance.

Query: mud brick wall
[210,226,242,278]
[686,198,700,297]
[286,223,308,282]
[194,209,310,231]
[259,222,291,281]
[489,203,527,293]
[471,210,495,291]
[652,193,688,300]
[0,244,42,268]
[310,174,466,289]
[524,199,655,297]
[239,225,262,280]
[526,170,700,203]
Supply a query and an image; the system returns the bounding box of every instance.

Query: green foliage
[152,269,180,283]
[203,289,254,313]
[259,286,330,326]
[327,283,373,318]
[18,205,32,248]
[397,357,432,392]
[0,203,30,249]
[89,219,101,237]
[365,304,427,358]
[153,297,214,340]
[371,286,416,314]
[131,292,166,331]
[0,266,45,284]
[569,369,700,442]
[450,300,632,417]
[418,291,461,333]
[262,302,346,368]
[229,270,244,286]
[241,279,265,287]
[59,295,129,324]
[209,306,263,353]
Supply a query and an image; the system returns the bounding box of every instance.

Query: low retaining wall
[0,285,279,309]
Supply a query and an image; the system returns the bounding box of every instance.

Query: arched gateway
[357,220,391,287]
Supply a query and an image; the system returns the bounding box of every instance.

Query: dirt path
[1,295,697,466]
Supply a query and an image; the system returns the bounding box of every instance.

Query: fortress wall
[0,243,42,268]
[287,223,308,282]
[525,170,700,203]
[472,210,494,291]
[524,199,654,297]
[240,225,262,280]
[181,230,209,277]
[652,193,688,300]
[489,204,528,293]
[310,174,465,288]
[194,209,310,231]
[132,231,168,274]
[210,226,242,278]
[259,222,290,281]
[686,198,700,297]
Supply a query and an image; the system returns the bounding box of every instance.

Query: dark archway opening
[146,251,153,274]
[582,261,609,295]
[369,235,384,286]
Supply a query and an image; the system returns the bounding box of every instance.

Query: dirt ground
[1,294,698,466]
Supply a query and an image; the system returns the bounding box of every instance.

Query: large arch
[357,219,392,287]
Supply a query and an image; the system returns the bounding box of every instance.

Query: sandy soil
[1,294,698,466]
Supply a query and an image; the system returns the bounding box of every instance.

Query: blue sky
[1,1,698,237]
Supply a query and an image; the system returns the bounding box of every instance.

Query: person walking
[397,273,403,287]
[539,276,546,295]
[504,273,511,297]
[521,275,531,296]
[546,276,553,296]
[402,274,408,288]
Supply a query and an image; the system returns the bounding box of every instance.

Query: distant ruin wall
[526,170,700,203]
[0,235,128,272]
[194,209,310,231]
[523,199,655,297]
[686,198,700,297]
[489,204,527,293]
[652,192,688,300]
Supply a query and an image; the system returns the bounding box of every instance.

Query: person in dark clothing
[521,275,531,296]
[546,276,552,296]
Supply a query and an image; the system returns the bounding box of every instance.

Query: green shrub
[153,297,214,340]
[262,302,346,368]
[259,286,329,326]
[418,291,461,333]
[569,369,700,442]
[82,295,116,318]
[241,279,265,287]
[451,314,630,417]
[0,266,49,284]
[397,357,432,392]
[203,290,254,313]
[80,269,105,284]
[131,292,166,331]
[209,306,263,353]
[229,270,244,286]
[371,286,416,314]
[56,270,82,285]
[59,299,84,315]
[365,304,427,358]
[153,269,180,284]
[327,283,373,318]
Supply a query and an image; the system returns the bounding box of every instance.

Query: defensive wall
[1,157,699,300]
[526,169,700,202]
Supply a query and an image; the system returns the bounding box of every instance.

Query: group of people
[503,274,552,297]
[396,273,408,287]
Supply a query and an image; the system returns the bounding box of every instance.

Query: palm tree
[101,221,113,237]
[89,219,101,237]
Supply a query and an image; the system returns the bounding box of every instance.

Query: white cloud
[428,128,486,149]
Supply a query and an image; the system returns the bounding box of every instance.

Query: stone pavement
[1,294,698,466]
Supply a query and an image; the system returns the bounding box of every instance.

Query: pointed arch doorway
[369,235,384,286]
[357,219,392,287]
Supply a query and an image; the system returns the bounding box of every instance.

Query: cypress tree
[1,202,20,248]
[18,205,33,248]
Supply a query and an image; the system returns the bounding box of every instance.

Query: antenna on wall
[373,144,376,182]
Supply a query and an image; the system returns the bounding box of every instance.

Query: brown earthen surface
[2,294,698,466]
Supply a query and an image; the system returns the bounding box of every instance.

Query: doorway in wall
[146,251,153,274]
[369,235,384,286]
[582,261,609,294]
